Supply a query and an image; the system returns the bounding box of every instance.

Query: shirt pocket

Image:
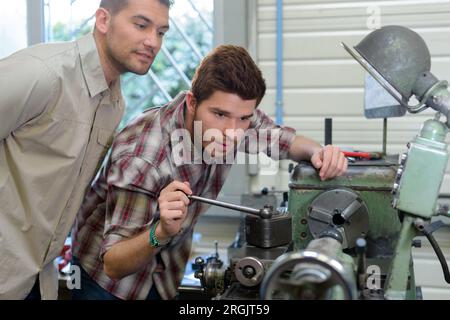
[94,128,114,170]
[81,128,114,184]
[97,128,113,149]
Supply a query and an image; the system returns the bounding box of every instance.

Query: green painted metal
[288,159,419,300]
[289,160,401,252]
[289,189,317,250]
[289,163,397,191]
[419,119,447,141]
[384,215,420,299]
[406,258,418,300]
[327,252,357,300]
[395,120,448,218]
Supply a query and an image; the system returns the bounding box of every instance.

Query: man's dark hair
[99,0,173,15]
[191,45,267,107]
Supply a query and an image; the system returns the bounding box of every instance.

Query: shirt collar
[166,91,189,132]
[76,33,109,98]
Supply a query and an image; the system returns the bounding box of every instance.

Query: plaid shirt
[72,91,296,300]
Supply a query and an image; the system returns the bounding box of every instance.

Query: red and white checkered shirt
[71,91,296,300]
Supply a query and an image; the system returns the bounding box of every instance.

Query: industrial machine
[187,195,292,300]
[186,25,450,300]
[189,158,410,300]
[276,157,405,300]
[342,25,450,299]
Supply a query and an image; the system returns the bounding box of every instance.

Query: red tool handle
[343,151,371,159]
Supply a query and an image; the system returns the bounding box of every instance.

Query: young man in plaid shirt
[71,45,348,300]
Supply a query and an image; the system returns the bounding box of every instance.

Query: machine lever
[188,195,273,219]
[356,238,367,291]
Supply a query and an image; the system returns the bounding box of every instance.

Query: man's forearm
[288,135,323,162]
[103,229,157,280]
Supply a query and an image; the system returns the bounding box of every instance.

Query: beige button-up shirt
[0,33,125,299]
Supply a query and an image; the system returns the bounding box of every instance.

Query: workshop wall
[254,0,450,194]
[253,0,450,299]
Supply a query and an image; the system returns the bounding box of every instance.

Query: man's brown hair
[191,45,266,107]
[99,0,173,15]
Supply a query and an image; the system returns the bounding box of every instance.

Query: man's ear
[95,8,111,34]
[186,91,197,114]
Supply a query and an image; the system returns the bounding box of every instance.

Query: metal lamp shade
[354,25,431,99]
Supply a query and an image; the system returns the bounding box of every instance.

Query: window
[0,1,27,59]
[44,0,98,42]
[44,0,214,128]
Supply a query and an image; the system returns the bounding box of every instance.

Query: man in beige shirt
[0,0,171,299]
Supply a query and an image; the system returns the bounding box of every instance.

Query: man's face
[105,0,169,75]
[192,91,257,159]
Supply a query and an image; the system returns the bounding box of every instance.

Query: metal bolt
[243,266,256,279]
[414,218,425,231]
[301,219,307,225]
[301,232,307,239]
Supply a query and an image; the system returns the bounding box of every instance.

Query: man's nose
[143,30,159,50]
[224,119,238,135]
[224,120,241,141]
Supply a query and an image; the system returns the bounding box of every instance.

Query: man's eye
[215,112,225,118]
[135,23,145,29]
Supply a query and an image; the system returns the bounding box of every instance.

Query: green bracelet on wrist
[149,221,160,247]
[149,221,170,248]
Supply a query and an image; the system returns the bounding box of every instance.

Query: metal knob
[356,238,367,290]
[194,257,205,267]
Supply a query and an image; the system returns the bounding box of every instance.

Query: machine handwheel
[260,251,355,300]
